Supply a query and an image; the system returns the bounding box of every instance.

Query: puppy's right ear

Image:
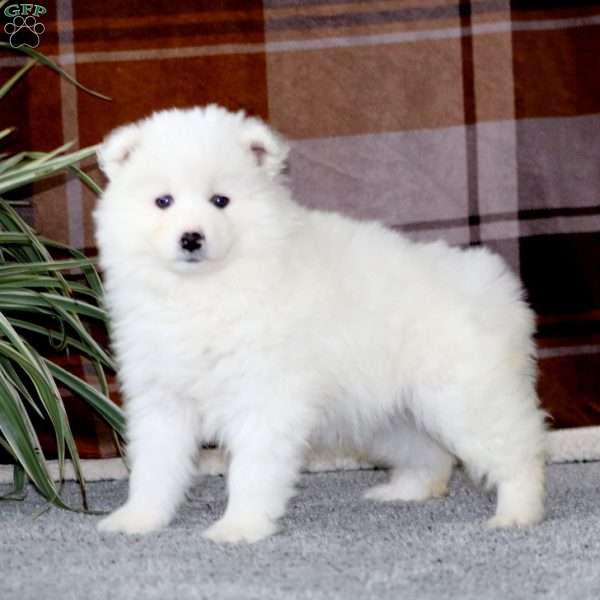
[97,124,141,181]
[241,117,290,178]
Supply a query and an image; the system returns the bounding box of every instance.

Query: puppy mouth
[176,246,205,261]
[174,252,205,268]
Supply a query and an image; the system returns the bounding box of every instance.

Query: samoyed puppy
[95,105,546,543]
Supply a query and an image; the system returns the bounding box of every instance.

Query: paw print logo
[4,15,45,49]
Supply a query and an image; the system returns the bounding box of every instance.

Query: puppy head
[94,105,291,275]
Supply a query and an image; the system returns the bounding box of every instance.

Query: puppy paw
[486,510,543,529]
[97,505,169,535]
[364,477,447,503]
[202,515,277,544]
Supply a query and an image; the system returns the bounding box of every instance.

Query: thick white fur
[95,105,546,543]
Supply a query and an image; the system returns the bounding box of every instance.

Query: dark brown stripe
[71,19,266,45]
[458,1,481,245]
[537,320,600,339]
[267,5,462,31]
[510,0,600,12]
[73,1,258,18]
[396,205,600,233]
[267,0,598,10]
[266,0,582,19]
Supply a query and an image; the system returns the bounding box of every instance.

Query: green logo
[3,4,47,48]
[4,4,47,18]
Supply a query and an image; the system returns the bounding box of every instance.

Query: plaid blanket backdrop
[1,1,599,457]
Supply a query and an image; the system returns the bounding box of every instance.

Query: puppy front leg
[203,427,304,544]
[98,399,198,535]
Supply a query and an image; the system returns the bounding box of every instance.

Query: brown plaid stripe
[1,1,600,456]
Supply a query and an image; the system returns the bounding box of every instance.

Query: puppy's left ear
[241,117,290,178]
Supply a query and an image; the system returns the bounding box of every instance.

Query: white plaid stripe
[56,0,85,248]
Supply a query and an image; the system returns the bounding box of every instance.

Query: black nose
[180,231,204,252]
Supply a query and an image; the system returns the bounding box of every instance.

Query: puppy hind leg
[493,389,546,527]
[364,425,455,502]
[487,453,545,528]
[440,388,546,528]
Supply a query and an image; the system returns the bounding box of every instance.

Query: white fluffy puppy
[95,105,546,543]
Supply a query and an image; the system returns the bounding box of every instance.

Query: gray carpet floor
[1,462,600,600]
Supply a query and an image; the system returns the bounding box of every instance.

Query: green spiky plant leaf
[0,45,124,509]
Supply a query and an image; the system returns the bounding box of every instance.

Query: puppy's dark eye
[155,194,174,209]
[210,194,230,209]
